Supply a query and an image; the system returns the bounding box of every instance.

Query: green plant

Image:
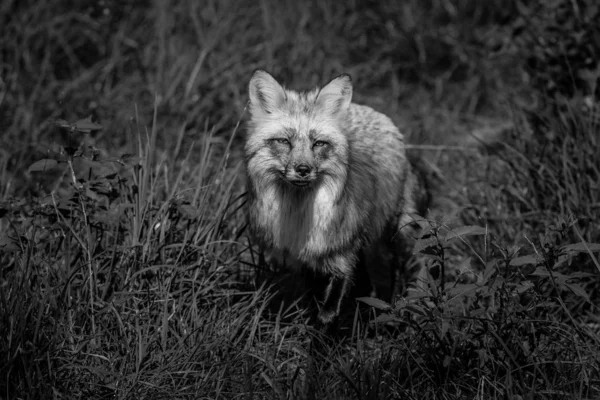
[359,216,600,398]
[0,112,246,398]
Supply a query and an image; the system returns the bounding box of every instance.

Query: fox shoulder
[346,103,402,138]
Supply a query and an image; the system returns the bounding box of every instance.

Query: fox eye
[313,140,328,148]
[272,138,290,145]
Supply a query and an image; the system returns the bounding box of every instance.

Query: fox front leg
[318,275,352,325]
[390,222,422,302]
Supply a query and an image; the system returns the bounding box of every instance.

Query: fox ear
[315,74,352,118]
[248,70,286,116]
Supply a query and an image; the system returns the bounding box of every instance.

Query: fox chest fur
[248,179,362,266]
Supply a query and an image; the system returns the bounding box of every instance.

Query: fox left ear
[248,69,286,116]
[316,74,353,118]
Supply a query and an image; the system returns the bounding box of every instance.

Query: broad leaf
[457,256,472,274]
[178,204,199,219]
[74,116,103,132]
[0,233,21,252]
[406,212,430,229]
[373,314,401,324]
[28,159,60,172]
[447,283,480,299]
[564,283,591,303]
[446,225,487,241]
[562,242,600,253]
[356,297,391,310]
[413,236,438,255]
[510,254,538,266]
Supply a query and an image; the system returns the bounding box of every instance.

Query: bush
[0,115,245,397]
[360,217,600,398]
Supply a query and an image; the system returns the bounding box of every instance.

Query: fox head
[245,70,352,191]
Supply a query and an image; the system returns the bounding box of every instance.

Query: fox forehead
[280,89,319,114]
[249,107,340,141]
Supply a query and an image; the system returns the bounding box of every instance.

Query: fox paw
[317,308,337,326]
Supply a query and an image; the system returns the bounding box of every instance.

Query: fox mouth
[281,171,315,187]
[290,180,311,187]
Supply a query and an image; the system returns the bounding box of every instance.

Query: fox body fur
[245,70,429,324]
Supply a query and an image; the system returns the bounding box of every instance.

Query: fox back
[244,70,428,324]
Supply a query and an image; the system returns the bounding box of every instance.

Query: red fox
[244,70,430,325]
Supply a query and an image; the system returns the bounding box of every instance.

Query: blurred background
[0,0,540,192]
[1,0,598,201]
[2,0,599,237]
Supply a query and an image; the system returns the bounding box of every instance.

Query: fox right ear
[248,70,286,116]
[315,74,353,119]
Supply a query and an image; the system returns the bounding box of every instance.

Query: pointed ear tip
[252,69,270,79]
[249,70,268,90]
[338,73,352,83]
[333,74,353,92]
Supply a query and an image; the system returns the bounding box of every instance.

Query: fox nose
[295,164,312,177]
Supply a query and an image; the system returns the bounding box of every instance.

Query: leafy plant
[359,216,600,397]
[0,113,245,398]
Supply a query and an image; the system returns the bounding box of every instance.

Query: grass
[1,0,600,398]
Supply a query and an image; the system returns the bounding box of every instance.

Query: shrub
[360,217,600,398]
[0,114,244,398]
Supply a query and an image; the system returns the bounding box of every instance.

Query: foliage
[513,0,600,102]
[360,216,600,398]
[1,0,599,399]
[0,114,245,398]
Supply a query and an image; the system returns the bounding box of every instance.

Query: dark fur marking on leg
[318,276,351,325]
